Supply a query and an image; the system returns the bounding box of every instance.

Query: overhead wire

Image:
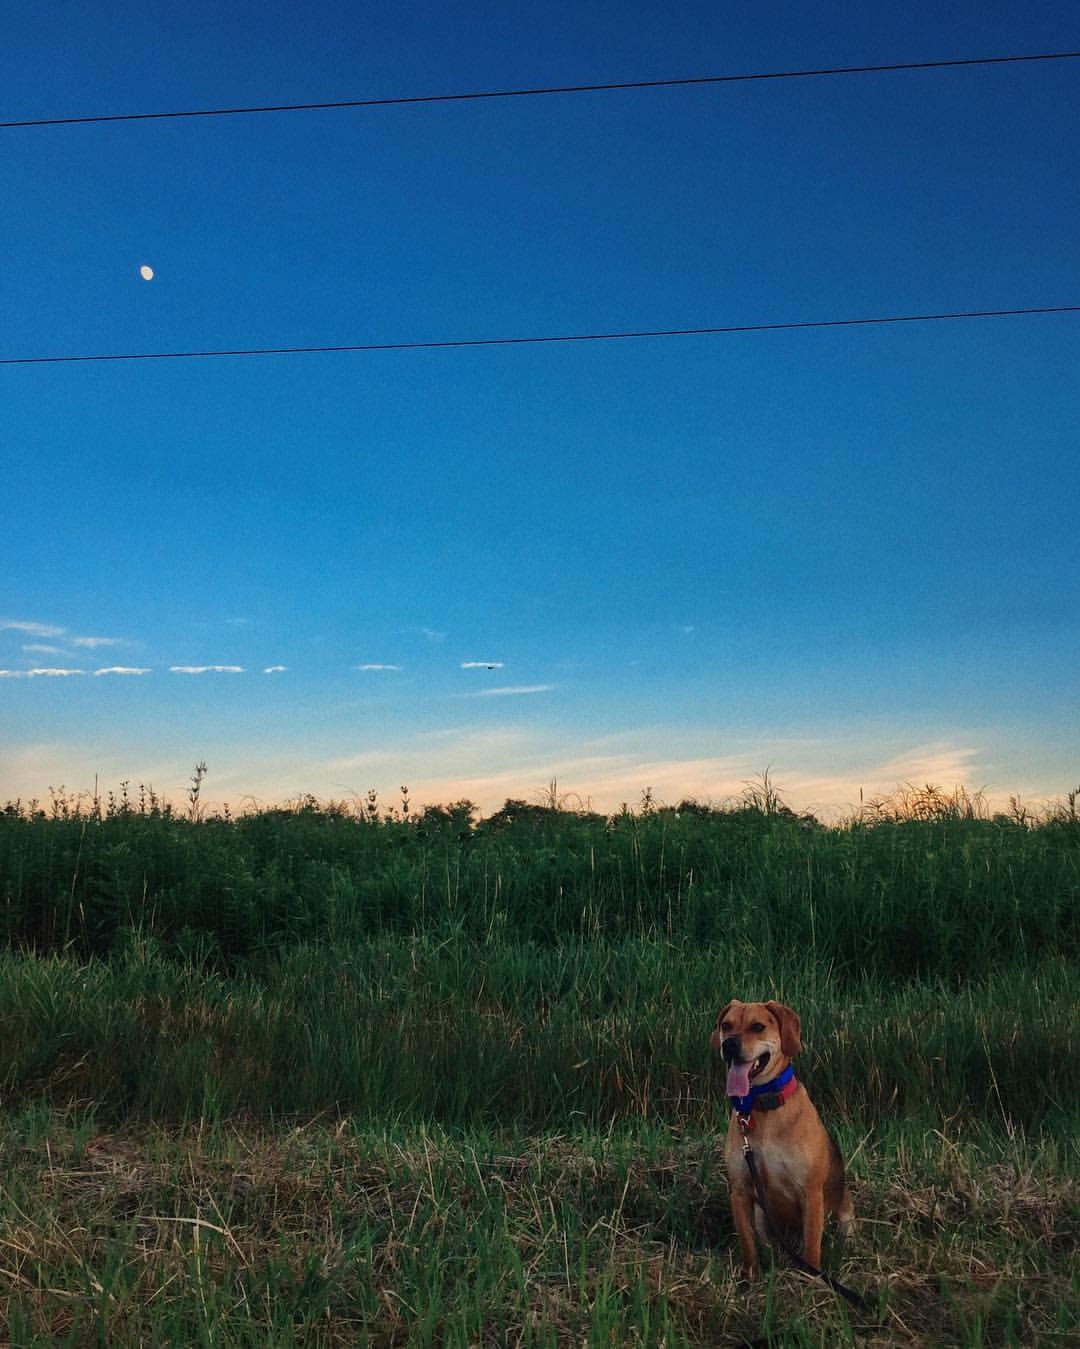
[2,50,1078,130]
[2,305,1078,367]
[4,50,1077,368]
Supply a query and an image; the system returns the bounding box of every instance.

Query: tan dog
[711,999,853,1276]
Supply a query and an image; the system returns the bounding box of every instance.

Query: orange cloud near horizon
[1,729,1071,824]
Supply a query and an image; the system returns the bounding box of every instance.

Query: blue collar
[728,1063,796,1116]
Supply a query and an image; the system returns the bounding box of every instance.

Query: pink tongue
[727,1062,752,1097]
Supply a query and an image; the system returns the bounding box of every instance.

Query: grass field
[1,783,1077,1345]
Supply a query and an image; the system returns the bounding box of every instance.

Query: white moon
[139,264,154,281]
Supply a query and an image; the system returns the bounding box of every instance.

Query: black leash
[738,1115,870,1312]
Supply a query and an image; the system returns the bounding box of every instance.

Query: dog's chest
[731,1128,811,1203]
[755,1134,809,1192]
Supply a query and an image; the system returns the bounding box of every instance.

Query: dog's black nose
[721,1035,741,1064]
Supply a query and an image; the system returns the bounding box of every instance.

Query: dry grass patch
[1,1113,1077,1346]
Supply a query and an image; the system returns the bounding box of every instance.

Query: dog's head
[710,999,802,1096]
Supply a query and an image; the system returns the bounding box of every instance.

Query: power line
[3,50,1079,130]
[3,305,1077,367]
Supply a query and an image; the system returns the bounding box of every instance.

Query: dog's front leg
[801,1186,825,1271]
[730,1187,758,1276]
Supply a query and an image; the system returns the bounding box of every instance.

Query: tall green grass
[4,789,1077,1133]
[2,792,1078,981]
[3,787,1078,1344]
[2,938,1076,1134]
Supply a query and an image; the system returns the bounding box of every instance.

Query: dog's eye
[749,1022,765,1033]
[720,1021,732,1032]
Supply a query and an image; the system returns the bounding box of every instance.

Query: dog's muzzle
[720,1036,771,1080]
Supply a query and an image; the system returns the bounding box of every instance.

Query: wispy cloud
[169,665,245,675]
[420,627,445,643]
[461,660,504,670]
[22,644,66,656]
[1,620,65,638]
[264,665,287,674]
[878,743,981,786]
[3,621,126,649]
[355,663,402,672]
[322,725,539,776]
[4,718,1063,824]
[1,663,149,678]
[318,727,995,820]
[475,684,553,697]
[0,667,86,678]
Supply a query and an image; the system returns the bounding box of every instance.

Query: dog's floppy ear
[765,1001,802,1058]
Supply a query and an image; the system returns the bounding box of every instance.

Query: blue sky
[2,1,1079,816]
